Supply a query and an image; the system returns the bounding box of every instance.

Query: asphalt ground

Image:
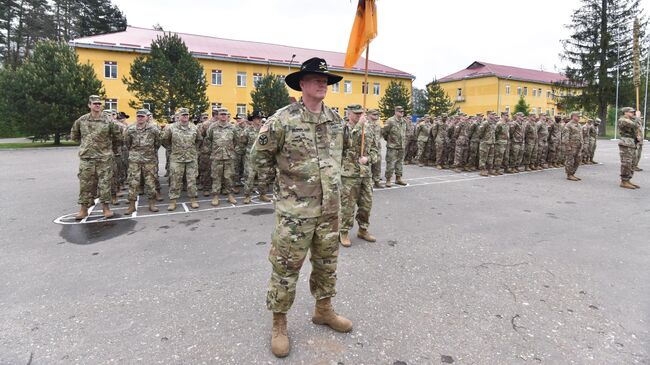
[0,140,648,364]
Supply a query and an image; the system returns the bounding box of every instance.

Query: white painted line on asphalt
[182,202,190,213]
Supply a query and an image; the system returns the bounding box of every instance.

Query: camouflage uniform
[467,117,480,170]
[633,117,644,170]
[340,121,379,233]
[536,118,549,167]
[382,114,409,179]
[477,116,496,172]
[557,119,567,165]
[493,117,509,173]
[161,120,202,199]
[523,118,539,169]
[111,122,126,197]
[588,120,598,163]
[70,112,121,205]
[252,101,343,313]
[124,122,160,201]
[205,121,238,195]
[242,123,265,196]
[547,119,562,166]
[562,118,583,177]
[618,114,638,182]
[233,122,246,186]
[453,117,470,170]
[414,118,432,165]
[433,118,447,166]
[118,120,129,186]
[197,118,215,193]
[444,119,456,166]
[508,117,524,170]
[367,113,383,185]
[581,122,591,164]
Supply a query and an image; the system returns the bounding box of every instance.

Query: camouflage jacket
[468,120,480,143]
[415,121,433,142]
[588,123,597,142]
[342,122,379,178]
[431,120,445,141]
[454,120,470,143]
[233,123,247,154]
[509,120,524,143]
[524,121,538,144]
[548,122,562,143]
[445,121,455,142]
[243,124,261,155]
[124,123,161,163]
[161,121,202,162]
[477,120,496,144]
[114,122,127,156]
[536,121,549,145]
[561,121,584,151]
[382,116,409,149]
[368,120,382,149]
[494,120,510,143]
[618,116,638,147]
[206,121,238,160]
[70,112,122,160]
[251,101,344,219]
[581,124,591,143]
[198,120,215,154]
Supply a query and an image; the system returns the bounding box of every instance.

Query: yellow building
[438,61,578,116]
[70,26,414,120]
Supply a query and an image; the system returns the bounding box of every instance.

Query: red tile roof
[438,61,568,85]
[70,26,414,79]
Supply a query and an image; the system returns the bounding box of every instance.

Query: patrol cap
[621,107,635,113]
[515,112,524,117]
[367,108,380,116]
[347,104,364,113]
[201,112,209,117]
[569,111,582,118]
[88,95,102,103]
[218,108,229,115]
[136,109,148,116]
[394,105,404,112]
[594,118,602,124]
[501,111,509,116]
[178,108,189,115]
[144,109,152,116]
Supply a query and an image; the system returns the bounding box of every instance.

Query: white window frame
[104,61,117,79]
[546,90,551,98]
[517,87,522,96]
[211,102,222,110]
[538,88,542,97]
[211,70,222,85]
[532,89,537,97]
[236,104,246,115]
[236,72,247,87]
[457,88,462,97]
[505,85,510,95]
[505,106,510,114]
[362,82,368,95]
[344,80,352,94]
[373,83,380,96]
[523,87,528,96]
[331,82,340,93]
[105,98,117,111]
[253,73,262,87]
[143,102,152,111]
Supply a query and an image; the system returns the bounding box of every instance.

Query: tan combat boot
[111,195,119,205]
[211,195,220,206]
[74,205,89,220]
[385,178,393,187]
[629,181,640,188]
[125,200,136,215]
[312,298,353,333]
[155,191,163,202]
[203,190,210,197]
[373,181,384,189]
[340,231,351,247]
[149,200,159,212]
[167,199,177,211]
[489,170,498,176]
[567,175,580,181]
[190,197,199,209]
[101,203,114,219]
[259,194,272,202]
[620,180,637,189]
[436,164,443,169]
[227,194,237,204]
[243,195,252,204]
[452,167,462,173]
[395,176,408,186]
[271,313,290,358]
[357,229,376,242]
[232,186,241,194]
[479,170,489,177]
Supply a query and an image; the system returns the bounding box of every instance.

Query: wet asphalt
[0,140,648,364]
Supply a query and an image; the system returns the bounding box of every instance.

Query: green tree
[0,41,103,144]
[412,87,430,116]
[514,95,531,116]
[426,78,454,117]
[378,80,412,119]
[122,33,209,120]
[250,73,291,117]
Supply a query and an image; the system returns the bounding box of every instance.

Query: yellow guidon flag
[344,0,377,69]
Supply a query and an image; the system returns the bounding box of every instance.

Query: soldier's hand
[359,156,369,165]
[358,115,368,125]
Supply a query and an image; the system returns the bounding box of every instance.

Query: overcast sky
[112,0,650,88]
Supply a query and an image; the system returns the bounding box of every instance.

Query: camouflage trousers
[445,140,456,165]
[243,153,267,196]
[416,141,428,164]
[119,148,128,185]
[492,142,508,170]
[78,158,112,206]
[523,141,538,166]
[558,144,565,164]
[404,139,418,163]
[371,150,382,183]
[111,155,121,195]
[619,144,636,181]
[385,148,405,179]
[453,139,469,168]
[340,176,373,232]
[547,142,559,165]
[509,143,523,167]
[425,140,436,165]
[127,162,157,201]
[198,152,212,192]
[267,213,339,313]
[478,142,495,170]
[564,147,581,176]
[211,159,234,195]
[165,148,171,175]
[537,143,548,165]
[634,143,643,168]
[168,160,198,200]
[468,141,480,169]
[233,152,245,186]
[589,139,597,161]
[435,139,446,165]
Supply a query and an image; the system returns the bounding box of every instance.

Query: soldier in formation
[618,107,642,189]
[124,109,161,214]
[382,106,409,187]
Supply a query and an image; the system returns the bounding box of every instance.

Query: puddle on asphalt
[60,219,136,245]
[242,208,274,216]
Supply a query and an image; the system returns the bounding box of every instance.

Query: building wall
[75,47,412,121]
[440,77,571,116]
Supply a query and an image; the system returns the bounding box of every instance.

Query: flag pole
[361,42,369,156]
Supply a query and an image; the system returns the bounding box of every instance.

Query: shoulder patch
[258,134,269,145]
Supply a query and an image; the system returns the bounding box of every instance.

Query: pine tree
[122,33,209,120]
[250,74,291,117]
[426,78,454,117]
[514,95,531,116]
[561,0,647,135]
[0,41,103,144]
[412,87,430,116]
[378,80,412,119]
[77,0,126,38]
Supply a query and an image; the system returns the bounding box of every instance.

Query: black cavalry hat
[285,57,343,92]
[248,110,265,121]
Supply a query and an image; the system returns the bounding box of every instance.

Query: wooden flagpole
[361,42,369,156]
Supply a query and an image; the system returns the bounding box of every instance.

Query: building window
[538,88,542,96]
[105,98,117,111]
[373,83,380,96]
[532,89,537,97]
[332,107,340,115]
[253,73,262,87]
[457,88,462,97]
[143,101,152,112]
[211,102,222,110]
[523,87,528,96]
[331,82,340,93]
[505,85,510,95]
[104,61,117,79]
[236,104,246,115]
[505,106,510,114]
[517,87,522,96]
[236,72,247,87]
[211,70,222,85]
[546,90,551,98]
[551,108,555,116]
[344,80,352,94]
[361,82,368,94]
[277,75,285,82]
